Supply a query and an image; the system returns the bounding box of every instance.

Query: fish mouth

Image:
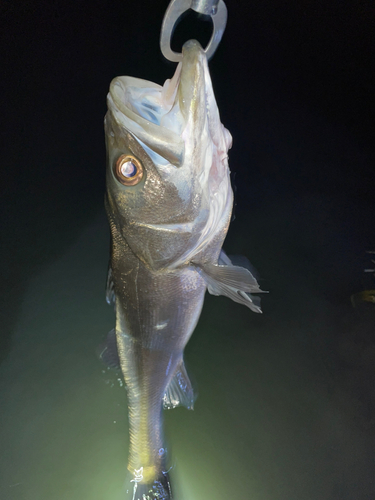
[106,40,230,169]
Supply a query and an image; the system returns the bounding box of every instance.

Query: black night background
[1,1,375,499]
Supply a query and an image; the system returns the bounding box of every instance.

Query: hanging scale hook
[160,0,227,62]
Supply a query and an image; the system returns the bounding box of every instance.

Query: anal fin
[163,360,195,410]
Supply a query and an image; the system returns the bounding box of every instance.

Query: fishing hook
[160,0,227,62]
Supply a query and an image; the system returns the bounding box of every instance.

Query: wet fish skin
[106,178,209,484]
[105,40,263,498]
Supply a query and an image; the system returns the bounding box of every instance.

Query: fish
[104,39,264,500]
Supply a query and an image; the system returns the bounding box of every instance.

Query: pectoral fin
[163,360,195,410]
[219,250,260,281]
[196,253,266,313]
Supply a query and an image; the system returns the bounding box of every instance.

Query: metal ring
[160,0,227,62]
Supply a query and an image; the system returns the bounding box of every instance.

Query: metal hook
[160,0,227,62]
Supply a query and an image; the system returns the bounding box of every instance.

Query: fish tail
[123,468,173,500]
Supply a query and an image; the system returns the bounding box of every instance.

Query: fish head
[105,40,233,270]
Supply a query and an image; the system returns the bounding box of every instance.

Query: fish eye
[114,154,144,186]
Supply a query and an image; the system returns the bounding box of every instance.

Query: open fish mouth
[106,39,232,171]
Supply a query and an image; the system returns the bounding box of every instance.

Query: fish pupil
[121,160,137,178]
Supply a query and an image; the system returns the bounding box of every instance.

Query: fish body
[104,40,263,499]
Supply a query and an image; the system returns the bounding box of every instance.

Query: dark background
[1,0,374,356]
[1,1,375,498]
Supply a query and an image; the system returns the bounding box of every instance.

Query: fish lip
[169,39,206,94]
[176,40,208,121]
